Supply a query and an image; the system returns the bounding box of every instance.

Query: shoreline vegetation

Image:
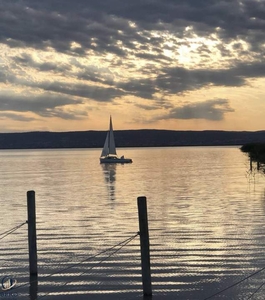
[0,129,265,149]
[241,143,265,172]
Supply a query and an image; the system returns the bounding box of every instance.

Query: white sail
[101,132,109,157]
[108,116,117,156]
[100,116,132,163]
[100,116,117,158]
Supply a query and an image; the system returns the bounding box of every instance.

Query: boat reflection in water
[101,163,116,201]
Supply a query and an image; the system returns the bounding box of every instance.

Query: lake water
[1,147,265,300]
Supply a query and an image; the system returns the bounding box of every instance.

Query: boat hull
[100,157,132,164]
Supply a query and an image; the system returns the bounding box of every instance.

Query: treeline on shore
[0,129,265,149]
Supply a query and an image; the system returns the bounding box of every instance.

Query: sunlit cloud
[0,0,265,131]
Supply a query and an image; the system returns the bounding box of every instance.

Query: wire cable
[10,232,139,294]
[203,266,265,300]
[246,281,265,300]
[38,233,138,299]
[0,221,27,241]
[42,233,139,281]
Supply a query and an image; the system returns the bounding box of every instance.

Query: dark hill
[0,130,265,149]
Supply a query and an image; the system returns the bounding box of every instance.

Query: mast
[109,116,111,153]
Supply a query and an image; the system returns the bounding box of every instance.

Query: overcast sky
[1,0,265,132]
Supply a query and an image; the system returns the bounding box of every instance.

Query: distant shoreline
[0,144,243,149]
[0,130,264,150]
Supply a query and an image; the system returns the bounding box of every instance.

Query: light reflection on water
[0,147,265,299]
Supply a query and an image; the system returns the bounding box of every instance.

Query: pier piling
[27,190,38,276]
[137,196,152,297]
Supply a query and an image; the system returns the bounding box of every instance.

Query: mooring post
[137,196,152,297]
[27,190,38,276]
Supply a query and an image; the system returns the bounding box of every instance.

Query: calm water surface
[1,147,265,299]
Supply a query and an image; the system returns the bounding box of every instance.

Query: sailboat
[100,116,133,164]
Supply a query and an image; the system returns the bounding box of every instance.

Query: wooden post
[29,275,38,300]
[137,196,152,297]
[27,190,38,275]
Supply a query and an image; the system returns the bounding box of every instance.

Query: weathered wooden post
[27,190,38,276]
[137,196,152,297]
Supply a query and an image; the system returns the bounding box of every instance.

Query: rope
[246,281,265,300]
[0,221,27,241]
[11,233,139,293]
[203,266,265,300]
[38,233,139,299]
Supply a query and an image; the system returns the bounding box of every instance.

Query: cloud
[37,107,88,120]
[5,49,265,107]
[0,92,86,119]
[0,0,265,126]
[8,53,123,101]
[156,99,234,121]
[12,53,71,73]
[0,112,36,122]
[2,0,265,82]
[76,64,115,86]
[1,0,265,58]
[115,65,247,101]
[155,66,246,95]
[38,82,124,102]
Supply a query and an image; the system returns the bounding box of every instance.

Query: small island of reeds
[241,143,265,173]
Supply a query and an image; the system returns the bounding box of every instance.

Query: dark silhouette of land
[0,130,265,149]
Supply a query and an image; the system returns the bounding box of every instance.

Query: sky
[0,0,265,132]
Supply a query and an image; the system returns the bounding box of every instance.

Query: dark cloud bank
[1,0,265,121]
